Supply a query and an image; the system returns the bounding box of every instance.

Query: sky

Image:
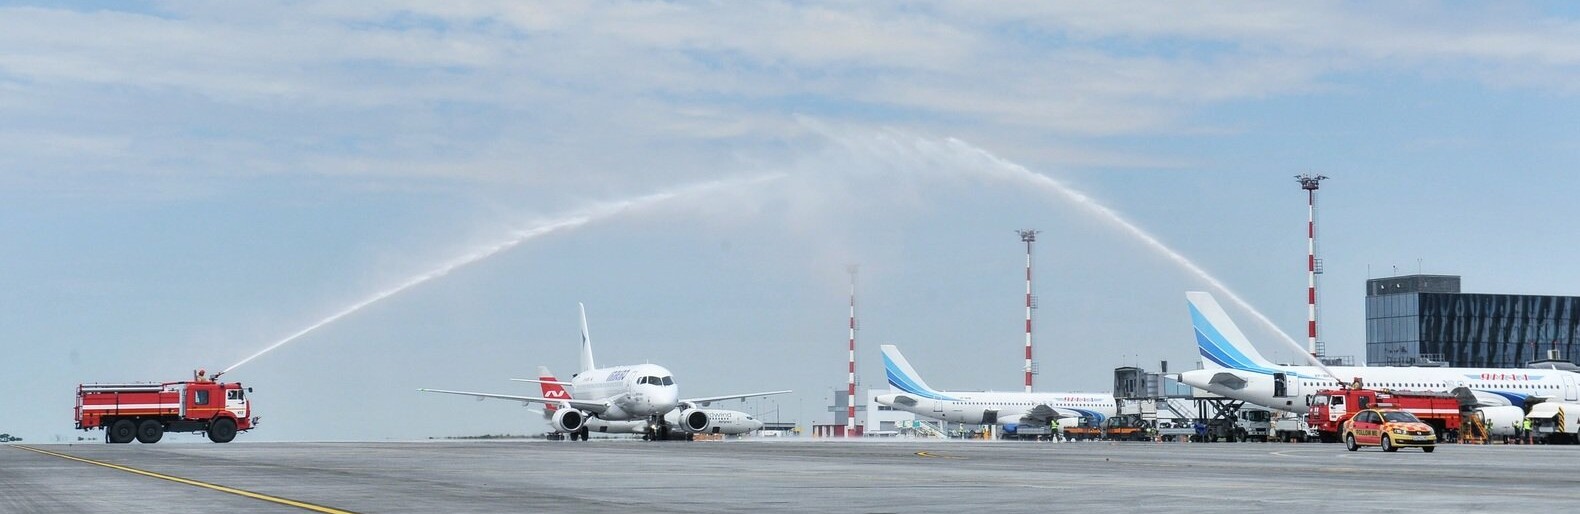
[5,1,1580,442]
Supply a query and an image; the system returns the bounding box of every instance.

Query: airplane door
[1565,374,1578,402]
[1273,373,1288,398]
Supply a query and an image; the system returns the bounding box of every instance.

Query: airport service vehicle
[1234,406,1272,442]
[532,367,764,440]
[1308,388,1462,443]
[1061,417,1150,439]
[873,345,1117,437]
[76,370,256,444]
[1178,291,1580,414]
[1527,401,1580,444]
[1272,412,1317,442]
[1343,409,1436,452]
[420,303,788,441]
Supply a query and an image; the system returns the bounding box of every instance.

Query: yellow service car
[1343,408,1436,453]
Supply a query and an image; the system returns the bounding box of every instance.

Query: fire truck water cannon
[75,369,259,444]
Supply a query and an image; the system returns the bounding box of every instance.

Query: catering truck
[76,370,257,443]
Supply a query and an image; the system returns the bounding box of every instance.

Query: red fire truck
[1307,388,1463,443]
[76,370,257,444]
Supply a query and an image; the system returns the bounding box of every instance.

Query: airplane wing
[682,390,792,407]
[418,388,610,414]
[1022,404,1107,424]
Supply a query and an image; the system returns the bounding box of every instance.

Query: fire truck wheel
[109,419,136,444]
[208,418,237,443]
[136,419,164,444]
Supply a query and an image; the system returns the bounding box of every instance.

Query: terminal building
[1365,274,1580,368]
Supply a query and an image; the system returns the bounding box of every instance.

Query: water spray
[214,173,782,379]
[938,138,1345,381]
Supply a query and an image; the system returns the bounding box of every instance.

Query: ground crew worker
[1523,417,1533,444]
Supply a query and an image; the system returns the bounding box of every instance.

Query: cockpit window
[661,376,674,386]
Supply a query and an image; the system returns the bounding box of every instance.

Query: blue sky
[5,1,1580,441]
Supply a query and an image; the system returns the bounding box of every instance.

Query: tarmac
[2,439,1575,513]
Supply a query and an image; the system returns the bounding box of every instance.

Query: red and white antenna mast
[846,264,859,436]
[1017,229,1040,393]
[1296,173,1328,358]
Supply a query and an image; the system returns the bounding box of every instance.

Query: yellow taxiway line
[11,445,356,514]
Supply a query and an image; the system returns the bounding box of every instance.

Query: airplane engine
[1476,406,1524,437]
[551,408,586,433]
[679,408,711,433]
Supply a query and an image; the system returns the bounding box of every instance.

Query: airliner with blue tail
[1178,291,1580,435]
[873,345,1116,434]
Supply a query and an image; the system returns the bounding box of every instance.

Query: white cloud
[2,0,1580,190]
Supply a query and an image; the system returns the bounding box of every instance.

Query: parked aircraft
[420,303,788,441]
[1178,291,1580,434]
[873,344,1116,435]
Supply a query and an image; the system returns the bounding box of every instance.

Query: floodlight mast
[1017,229,1040,393]
[1295,173,1328,360]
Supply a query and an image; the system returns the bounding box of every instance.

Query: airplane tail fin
[537,366,568,415]
[1187,291,1276,371]
[880,345,943,397]
[578,303,595,374]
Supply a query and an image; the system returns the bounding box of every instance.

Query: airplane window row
[637,376,674,386]
[1307,380,1560,391]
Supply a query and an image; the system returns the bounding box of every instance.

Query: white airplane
[420,303,789,441]
[1178,291,1580,433]
[529,366,764,439]
[873,344,1117,436]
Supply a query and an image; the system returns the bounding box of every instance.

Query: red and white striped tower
[846,264,858,436]
[1017,230,1040,393]
[1296,174,1328,358]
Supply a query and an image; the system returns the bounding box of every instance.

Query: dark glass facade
[1365,275,1580,367]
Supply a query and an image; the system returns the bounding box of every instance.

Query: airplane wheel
[136,419,164,444]
[1381,436,1397,452]
[1345,434,1359,452]
[109,419,136,444]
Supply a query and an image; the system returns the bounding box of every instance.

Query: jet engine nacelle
[1476,406,1524,437]
[551,408,586,433]
[678,408,711,433]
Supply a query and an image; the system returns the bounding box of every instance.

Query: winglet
[579,302,596,373]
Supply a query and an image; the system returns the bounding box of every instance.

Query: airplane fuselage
[875,391,1116,427]
[1180,364,1580,412]
[570,363,680,421]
